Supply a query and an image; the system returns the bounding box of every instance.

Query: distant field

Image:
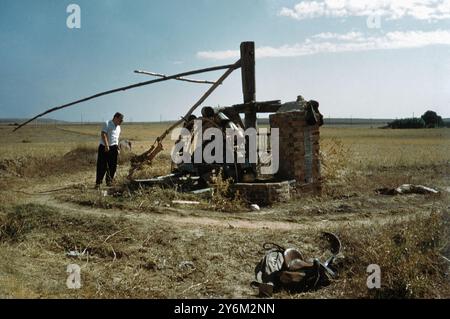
[2,123,449,169]
[0,123,173,159]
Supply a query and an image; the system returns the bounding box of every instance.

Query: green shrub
[388,118,425,129]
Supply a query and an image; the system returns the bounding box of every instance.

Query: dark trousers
[96,145,119,185]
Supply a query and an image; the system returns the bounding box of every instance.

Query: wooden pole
[240,42,257,175]
[13,62,238,132]
[240,42,256,130]
[128,59,241,177]
[134,70,217,85]
[157,59,241,143]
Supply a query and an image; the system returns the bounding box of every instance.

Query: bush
[388,118,425,129]
[387,110,445,129]
[320,138,350,183]
[421,110,444,128]
[210,170,246,212]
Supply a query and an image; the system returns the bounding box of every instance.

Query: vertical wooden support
[240,42,257,177]
[240,42,256,130]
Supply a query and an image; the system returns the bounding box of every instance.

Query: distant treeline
[387,111,449,129]
[0,118,68,125]
[3,117,392,126]
[2,115,449,128]
[258,118,392,126]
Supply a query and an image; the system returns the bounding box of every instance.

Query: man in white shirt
[95,112,124,187]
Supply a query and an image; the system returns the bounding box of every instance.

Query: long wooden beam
[157,60,241,142]
[128,59,242,177]
[229,100,281,113]
[13,62,239,132]
[134,70,218,85]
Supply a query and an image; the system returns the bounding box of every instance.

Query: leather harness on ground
[251,232,342,297]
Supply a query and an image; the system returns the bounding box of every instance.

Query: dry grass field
[0,122,449,298]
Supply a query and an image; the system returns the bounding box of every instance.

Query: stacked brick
[233,180,295,206]
[269,110,321,193]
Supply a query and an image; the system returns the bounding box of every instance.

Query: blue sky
[1,0,449,122]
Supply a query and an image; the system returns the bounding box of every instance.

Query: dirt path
[27,191,431,232]
[11,174,441,234]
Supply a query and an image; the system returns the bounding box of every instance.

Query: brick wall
[232,180,295,206]
[269,110,321,193]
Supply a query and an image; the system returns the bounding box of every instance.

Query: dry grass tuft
[130,153,173,179]
[334,212,450,298]
[210,170,246,212]
[320,138,355,197]
[320,138,351,183]
[63,145,98,165]
[0,145,95,178]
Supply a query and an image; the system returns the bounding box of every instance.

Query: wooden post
[240,42,256,129]
[240,42,257,177]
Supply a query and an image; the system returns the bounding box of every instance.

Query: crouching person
[95,112,124,188]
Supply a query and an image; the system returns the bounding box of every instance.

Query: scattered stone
[172,200,200,205]
[336,204,353,213]
[66,250,84,257]
[376,184,440,195]
[191,229,204,239]
[142,260,158,271]
[178,261,195,271]
[119,139,132,152]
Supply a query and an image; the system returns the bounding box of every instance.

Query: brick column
[269,111,321,193]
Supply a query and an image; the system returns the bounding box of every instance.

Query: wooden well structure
[226,42,322,204]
